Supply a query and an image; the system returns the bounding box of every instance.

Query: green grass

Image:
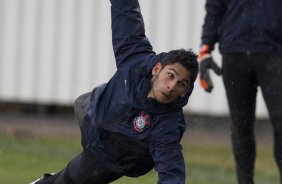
[0,133,279,184]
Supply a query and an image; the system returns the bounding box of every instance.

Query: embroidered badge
[133,111,151,132]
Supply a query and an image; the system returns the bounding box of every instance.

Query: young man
[31,0,198,183]
[199,0,282,183]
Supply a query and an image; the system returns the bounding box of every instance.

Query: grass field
[0,131,279,184]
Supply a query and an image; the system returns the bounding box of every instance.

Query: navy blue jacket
[80,0,194,183]
[202,0,282,54]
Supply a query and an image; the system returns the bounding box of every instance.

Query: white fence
[0,0,268,117]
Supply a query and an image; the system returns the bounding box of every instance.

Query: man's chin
[155,96,173,104]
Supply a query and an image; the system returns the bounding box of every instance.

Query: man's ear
[152,62,162,76]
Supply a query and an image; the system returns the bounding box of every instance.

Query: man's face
[147,62,191,104]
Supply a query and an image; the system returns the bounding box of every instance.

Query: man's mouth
[161,91,169,98]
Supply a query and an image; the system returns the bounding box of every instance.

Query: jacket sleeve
[201,0,226,51]
[150,117,186,184]
[110,0,154,69]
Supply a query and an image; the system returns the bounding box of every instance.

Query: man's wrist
[199,53,211,62]
[199,44,212,61]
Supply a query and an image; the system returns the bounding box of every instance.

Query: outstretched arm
[153,143,185,184]
[110,0,154,68]
[150,117,186,184]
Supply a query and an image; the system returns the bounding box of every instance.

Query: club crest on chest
[132,111,151,132]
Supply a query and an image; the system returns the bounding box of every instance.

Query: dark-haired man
[31,0,198,183]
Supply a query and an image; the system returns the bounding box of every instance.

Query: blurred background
[0,0,277,183]
[0,0,269,117]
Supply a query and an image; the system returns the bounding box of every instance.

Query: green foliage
[0,134,279,184]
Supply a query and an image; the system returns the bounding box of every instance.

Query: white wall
[0,0,268,118]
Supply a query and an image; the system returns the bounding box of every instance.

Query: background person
[199,0,282,183]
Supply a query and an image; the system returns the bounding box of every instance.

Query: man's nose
[167,81,176,91]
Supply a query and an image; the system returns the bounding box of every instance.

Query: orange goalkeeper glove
[198,44,222,92]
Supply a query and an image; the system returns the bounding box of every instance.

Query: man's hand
[198,45,222,93]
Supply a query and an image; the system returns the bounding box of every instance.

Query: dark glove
[198,45,222,93]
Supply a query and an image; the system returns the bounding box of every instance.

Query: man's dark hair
[161,49,199,86]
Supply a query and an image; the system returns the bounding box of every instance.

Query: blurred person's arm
[199,0,225,92]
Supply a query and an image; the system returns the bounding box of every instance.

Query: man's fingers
[200,80,212,92]
[210,61,222,75]
[200,72,213,93]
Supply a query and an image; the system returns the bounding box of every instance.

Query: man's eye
[178,82,185,87]
[179,81,188,88]
[168,73,173,78]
